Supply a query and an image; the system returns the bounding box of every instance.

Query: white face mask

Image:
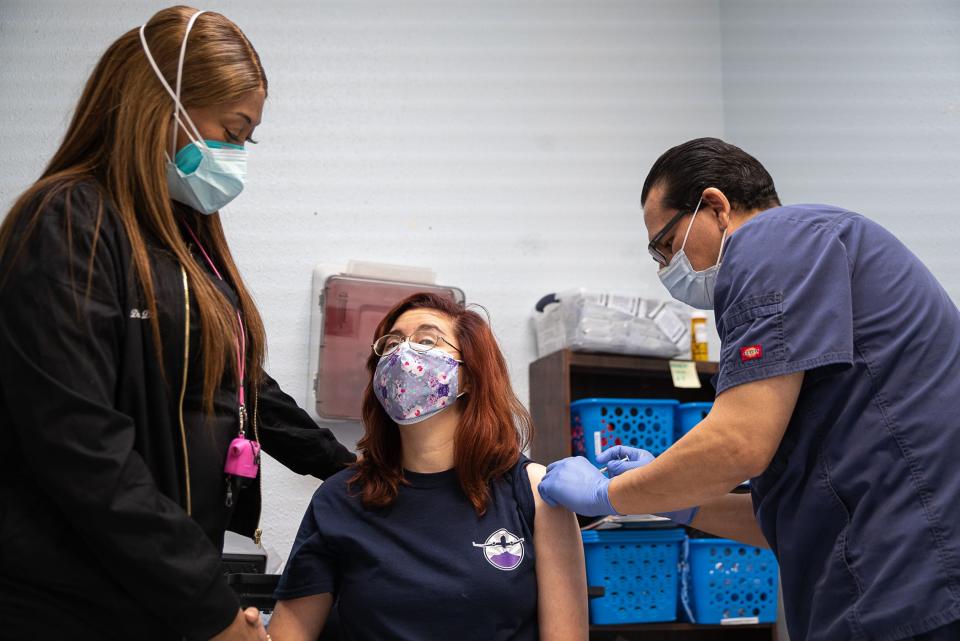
[657,198,728,310]
[139,11,248,215]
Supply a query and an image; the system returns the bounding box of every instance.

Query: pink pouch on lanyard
[224,435,261,478]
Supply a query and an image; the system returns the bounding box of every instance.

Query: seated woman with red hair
[268,293,587,641]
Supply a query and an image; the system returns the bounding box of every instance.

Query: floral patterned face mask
[373,341,463,425]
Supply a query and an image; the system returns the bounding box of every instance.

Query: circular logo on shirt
[472,528,525,571]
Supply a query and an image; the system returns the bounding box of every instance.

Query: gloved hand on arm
[537,456,620,517]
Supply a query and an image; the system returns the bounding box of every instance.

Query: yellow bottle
[691,312,709,361]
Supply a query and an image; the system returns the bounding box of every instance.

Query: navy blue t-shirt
[274,455,539,641]
[713,205,960,641]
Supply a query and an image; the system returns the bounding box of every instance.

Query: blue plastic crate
[582,528,685,625]
[571,398,679,464]
[676,402,713,439]
[682,538,779,624]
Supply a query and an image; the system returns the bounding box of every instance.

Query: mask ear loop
[138,11,207,161]
[678,196,703,253]
[171,10,207,155]
[715,227,729,268]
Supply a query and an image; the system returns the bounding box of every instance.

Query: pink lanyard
[183,224,247,429]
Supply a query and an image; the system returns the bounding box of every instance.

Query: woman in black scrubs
[0,7,354,640]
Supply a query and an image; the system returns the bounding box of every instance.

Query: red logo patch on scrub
[740,344,763,362]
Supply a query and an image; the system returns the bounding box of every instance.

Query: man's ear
[701,187,732,231]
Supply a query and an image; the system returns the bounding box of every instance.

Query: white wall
[0,0,725,562]
[4,7,958,638]
[720,0,960,304]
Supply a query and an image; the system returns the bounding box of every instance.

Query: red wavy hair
[349,293,533,515]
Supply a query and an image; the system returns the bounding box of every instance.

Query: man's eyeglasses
[372,330,461,357]
[647,209,690,266]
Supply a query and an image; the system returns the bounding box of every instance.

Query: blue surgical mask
[139,11,248,215]
[657,198,728,310]
[164,138,247,215]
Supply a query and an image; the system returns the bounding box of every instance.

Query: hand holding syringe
[598,457,630,475]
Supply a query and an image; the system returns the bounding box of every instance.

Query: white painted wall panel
[720,0,960,303]
[0,0,725,561]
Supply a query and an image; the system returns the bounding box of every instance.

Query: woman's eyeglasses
[372,330,461,357]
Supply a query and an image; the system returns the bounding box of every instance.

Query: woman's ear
[458,365,471,396]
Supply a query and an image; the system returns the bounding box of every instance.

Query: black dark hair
[641,137,781,213]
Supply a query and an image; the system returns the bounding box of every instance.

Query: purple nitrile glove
[537,456,620,517]
[596,445,701,526]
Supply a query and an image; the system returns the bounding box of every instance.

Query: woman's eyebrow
[386,323,445,335]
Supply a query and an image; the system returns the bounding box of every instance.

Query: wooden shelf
[528,349,718,464]
[527,350,777,641]
[567,351,719,376]
[589,622,777,640]
[592,623,773,630]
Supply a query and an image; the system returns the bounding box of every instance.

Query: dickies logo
[740,344,763,362]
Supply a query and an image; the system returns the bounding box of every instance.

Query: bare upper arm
[526,462,578,533]
[526,462,589,640]
[525,463,547,511]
